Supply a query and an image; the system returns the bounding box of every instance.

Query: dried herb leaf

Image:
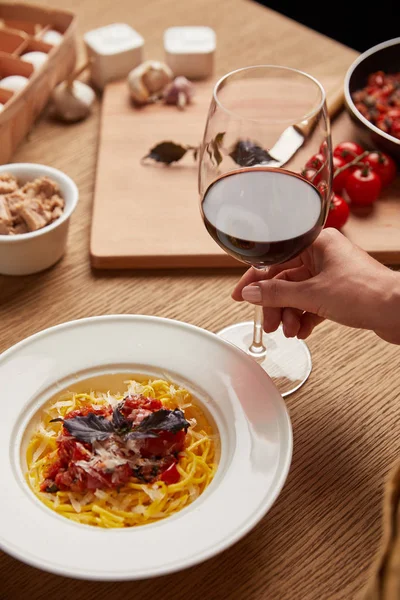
[229,140,276,167]
[52,406,190,444]
[62,413,115,443]
[112,406,131,433]
[142,141,189,165]
[126,408,190,440]
[204,132,226,167]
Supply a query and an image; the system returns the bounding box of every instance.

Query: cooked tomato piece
[64,405,112,420]
[160,462,180,484]
[140,430,186,458]
[121,395,162,415]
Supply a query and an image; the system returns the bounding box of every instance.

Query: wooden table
[1,1,400,599]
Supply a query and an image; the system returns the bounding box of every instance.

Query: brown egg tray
[0,3,77,164]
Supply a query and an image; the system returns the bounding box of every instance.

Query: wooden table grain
[1,1,400,599]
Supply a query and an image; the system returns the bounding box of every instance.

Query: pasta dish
[26,376,218,528]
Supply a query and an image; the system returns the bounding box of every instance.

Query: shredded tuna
[0,174,65,235]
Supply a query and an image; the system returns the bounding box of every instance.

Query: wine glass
[198,65,333,397]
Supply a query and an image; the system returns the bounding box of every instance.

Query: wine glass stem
[248,304,267,360]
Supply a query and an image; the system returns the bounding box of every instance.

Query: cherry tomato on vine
[324,194,350,229]
[332,155,351,193]
[301,168,318,183]
[344,165,382,206]
[333,141,364,164]
[319,140,329,157]
[363,151,397,187]
[305,152,325,171]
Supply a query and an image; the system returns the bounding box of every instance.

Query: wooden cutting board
[90,79,400,269]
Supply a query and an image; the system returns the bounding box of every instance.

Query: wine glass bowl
[198,65,333,396]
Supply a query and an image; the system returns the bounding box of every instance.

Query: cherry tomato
[333,141,364,164]
[363,151,397,187]
[324,194,350,229]
[305,152,325,171]
[317,181,328,195]
[160,462,180,484]
[301,168,318,183]
[332,155,351,193]
[344,165,382,206]
[319,140,329,157]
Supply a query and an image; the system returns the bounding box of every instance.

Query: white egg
[21,51,48,70]
[0,76,29,92]
[41,29,63,46]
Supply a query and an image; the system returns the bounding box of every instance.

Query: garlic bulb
[41,29,63,46]
[127,60,173,105]
[21,51,49,70]
[0,76,29,92]
[51,80,95,122]
[163,76,194,110]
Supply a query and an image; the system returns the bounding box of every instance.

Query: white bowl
[0,163,79,275]
[0,315,292,580]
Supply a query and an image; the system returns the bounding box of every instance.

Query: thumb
[242,279,316,313]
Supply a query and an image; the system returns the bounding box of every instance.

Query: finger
[265,256,305,279]
[262,268,310,332]
[297,313,325,339]
[277,266,311,283]
[232,267,270,301]
[282,308,302,337]
[263,306,282,333]
[242,278,315,314]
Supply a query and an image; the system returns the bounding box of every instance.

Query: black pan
[344,37,400,161]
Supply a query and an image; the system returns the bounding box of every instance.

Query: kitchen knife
[267,85,345,167]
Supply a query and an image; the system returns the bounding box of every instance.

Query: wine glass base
[217,321,312,397]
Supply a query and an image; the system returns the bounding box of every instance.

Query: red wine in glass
[201,167,325,267]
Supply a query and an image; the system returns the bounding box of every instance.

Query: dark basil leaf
[112,407,131,432]
[45,483,59,493]
[62,413,115,443]
[128,408,190,438]
[229,140,276,167]
[142,141,188,165]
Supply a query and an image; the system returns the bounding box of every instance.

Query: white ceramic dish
[0,315,292,581]
[0,163,79,276]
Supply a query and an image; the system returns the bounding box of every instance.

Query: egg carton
[0,2,77,164]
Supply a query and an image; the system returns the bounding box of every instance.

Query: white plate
[0,315,292,580]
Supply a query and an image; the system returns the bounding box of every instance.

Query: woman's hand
[232,229,400,345]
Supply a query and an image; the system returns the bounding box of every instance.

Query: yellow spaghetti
[26,376,218,528]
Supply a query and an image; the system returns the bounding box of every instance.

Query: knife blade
[266,85,345,168]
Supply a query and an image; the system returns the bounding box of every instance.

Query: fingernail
[242,286,262,303]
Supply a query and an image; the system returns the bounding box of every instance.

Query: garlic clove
[127,69,150,105]
[163,76,194,110]
[21,51,49,70]
[0,75,30,92]
[127,60,173,105]
[51,80,96,122]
